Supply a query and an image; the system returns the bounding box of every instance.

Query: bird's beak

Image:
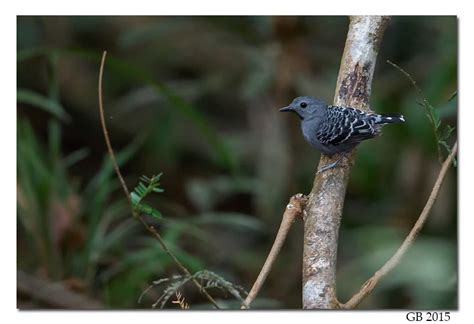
[279,105,292,112]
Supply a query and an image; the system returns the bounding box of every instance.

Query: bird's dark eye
[300,102,307,108]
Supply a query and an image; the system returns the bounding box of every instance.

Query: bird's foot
[316,154,347,174]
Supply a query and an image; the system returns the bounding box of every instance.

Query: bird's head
[279,96,327,120]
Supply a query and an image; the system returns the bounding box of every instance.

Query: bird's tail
[374,113,405,124]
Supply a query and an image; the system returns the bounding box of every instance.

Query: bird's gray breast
[301,117,331,153]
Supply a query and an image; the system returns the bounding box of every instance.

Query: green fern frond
[131,173,164,219]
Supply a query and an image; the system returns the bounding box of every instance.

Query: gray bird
[280,96,405,172]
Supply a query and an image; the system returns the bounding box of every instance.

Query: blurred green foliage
[17,16,457,309]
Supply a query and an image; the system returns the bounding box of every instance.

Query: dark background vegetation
[17,16,457,309]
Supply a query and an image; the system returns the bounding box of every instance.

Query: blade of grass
[17,89,71,122]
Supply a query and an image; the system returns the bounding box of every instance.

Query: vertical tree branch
[302,16,390,309]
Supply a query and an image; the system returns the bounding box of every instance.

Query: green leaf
[64,148,90,167]
[434,140,456,167]
[440,125,455,141]
[130,192,141,205]
[131,174,164,210]
[17,47,50,62]
[135,202,162,219]
[17,89,71,122]
[447,91,457,102]
[430,108,441,130]
[439,140,450,152]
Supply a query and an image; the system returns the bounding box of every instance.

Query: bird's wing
[315,106,378,146]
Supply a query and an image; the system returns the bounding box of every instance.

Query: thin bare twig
[342,141,457,309]
[241,193,307,309]
[386,60,444,163]
[97,51,220,309]
[386,60,425,98]
[98,51,131,207]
